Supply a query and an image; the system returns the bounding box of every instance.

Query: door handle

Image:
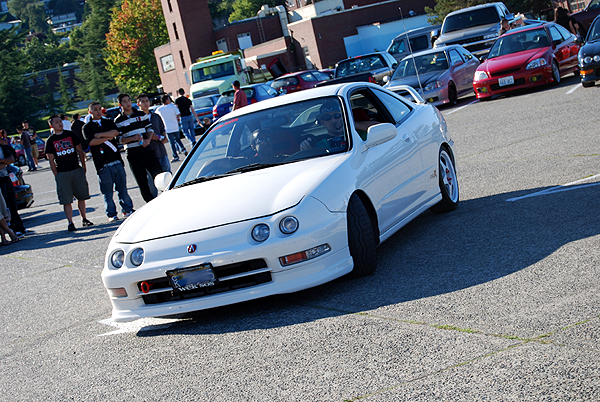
[403,135,411,142]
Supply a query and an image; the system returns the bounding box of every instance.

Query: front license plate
[167,264,217,292]
[498,76,514,87]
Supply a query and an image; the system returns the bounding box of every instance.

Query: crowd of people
[0,84,242,242]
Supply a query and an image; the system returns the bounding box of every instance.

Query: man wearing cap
[300,99,347,151]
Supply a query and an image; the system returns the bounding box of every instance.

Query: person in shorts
[45,115,94,232]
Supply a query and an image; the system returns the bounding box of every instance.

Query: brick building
[154,0,435,97]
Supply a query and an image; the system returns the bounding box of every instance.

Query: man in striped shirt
[114,93,163,203]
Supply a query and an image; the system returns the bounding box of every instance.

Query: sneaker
[68,223,77,232]
[183,150,188,156]
[108,216,119,222]
[123,209,135,218]
[82,219,94,227]
[15,229,33,238]
[171,157,180,163]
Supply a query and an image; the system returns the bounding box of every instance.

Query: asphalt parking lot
[1,76,599,401]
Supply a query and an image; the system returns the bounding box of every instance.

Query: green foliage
[208,0,235,22]
[8,0,49,33]
[426,0,552,25]
[58,66,75,111]
[105,0,169,94]
[71,0,119,103]
[229,0,286,23]
[22,36,78,73]
[0,25,40,131]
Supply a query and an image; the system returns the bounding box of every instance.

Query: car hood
[436,23,498,45]
[386,71,445,89]
[114,156,344,243]
[481,48,547,72]
[580,39,600,58]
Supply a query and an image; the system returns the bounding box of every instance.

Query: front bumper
[473,66,552,99]
[102,197,353,322]
[579,62,600,85]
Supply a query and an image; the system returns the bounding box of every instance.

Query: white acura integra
[102,83,459,322]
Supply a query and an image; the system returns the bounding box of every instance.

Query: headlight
[526,58,547,69]
[483,33,498,40]
[474,71,489,81]
[424,81,443,91]
[130,248,144,266]
[585,55,600,63]
[279,216,299,234]
[252,224,270,242]
[111,250,125,269]
[584,56,592,64]
[595,55,600,62]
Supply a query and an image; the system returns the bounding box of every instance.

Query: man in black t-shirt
[175,88,201,146]
[45,115,93,232]
[114,93,163,203]
[83,102,135,222]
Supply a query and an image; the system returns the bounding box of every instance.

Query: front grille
[490,77,526,90]
[139,259,272,305]
[448,36,484,46]
[491,68,520,78]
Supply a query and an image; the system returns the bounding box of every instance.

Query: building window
[180,50,186,68]
[173,22,179,40]
[237,32,253,50]
[161,54,175,72]
[61,69,70,77]
[568,0,586,12]
[36,75,45,84]
[167,0,172,12]
[216,38,228,52]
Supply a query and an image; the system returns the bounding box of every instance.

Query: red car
[473,22,580,100]
[270,70,331,94]
[12,137,46,166]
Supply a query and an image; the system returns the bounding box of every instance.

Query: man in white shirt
[155,94,188,162]
[60,114,72,131]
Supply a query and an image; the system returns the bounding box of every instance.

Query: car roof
[500,22,547,37]
[398,44,462,60]
[275,70,321,79]
[337,52,390,63]
[392,24,441,41]
[446,2,502,16]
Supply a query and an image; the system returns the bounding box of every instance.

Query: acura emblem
[187,244,197,253]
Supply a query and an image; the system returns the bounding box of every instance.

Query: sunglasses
[254,136,271,145]
[321,112,342,122]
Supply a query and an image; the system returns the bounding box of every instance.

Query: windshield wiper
[226,163,278,174]
[173,175,226,189]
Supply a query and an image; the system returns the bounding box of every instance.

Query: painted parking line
[566,83,582,95]
[444,99,480,115]
[506,173,600,202]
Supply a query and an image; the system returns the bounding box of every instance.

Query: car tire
[448,82,458,105]
[347,194,377,278]
[551,61,560,85]
[17,155,26,166]
[430,147,459,214]
[582,81,594,88]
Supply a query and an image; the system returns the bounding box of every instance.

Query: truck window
[442,7,501,33]
[191,61,235,84]
[409,35,429,52]
[389,39,406,54]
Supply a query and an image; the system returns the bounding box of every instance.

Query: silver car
[384,45,480,106]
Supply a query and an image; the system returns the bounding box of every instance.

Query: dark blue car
[212,84,279,120]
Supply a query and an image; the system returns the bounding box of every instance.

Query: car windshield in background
[216,88,255,105]
[193,97,216,109]
[488,28,549,58]
[272,76,299,88]
[587,18,600,41]
[191,62,235,84]
[392,51,449,79]
[173,97,349,188]
[443,7,501,33]
[301,71,330,81]
[336,55,386,77]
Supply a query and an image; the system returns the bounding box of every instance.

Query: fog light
[279,244,331,266]
[478,87,488,93]
[108,288,127,297]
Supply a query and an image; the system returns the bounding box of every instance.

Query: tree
[229,0,286,23]
[0,24,40,131]
[22,35,78,73]
[71,0,118,102]
[425,0,551,25]
[105,0,169,94]
[58,66,75,112]
[8,0,49,33]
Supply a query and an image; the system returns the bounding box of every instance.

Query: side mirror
[392,62,398,69]
[479,54,487,63]
[154,172,173,192]
[383,75,390,84]
[365,123,397,148]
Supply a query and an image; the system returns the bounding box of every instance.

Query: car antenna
[399,7,424,93]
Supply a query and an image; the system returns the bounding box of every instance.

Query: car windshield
[191,61,235,84]
[392,51,449,79]
[193,96,216,109]
[488,28,549,58]
[587,18,600,41]
[271,76,299,88]
[442,7,500,33]
[336,55,386,77]
[172,97,349,188]
[216,88,256,105]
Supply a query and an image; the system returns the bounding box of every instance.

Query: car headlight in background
[252,224,270,242]
[130,248,144,266]
[583,55,600,64]
[111,250,125,269]
[424,81,443,91]
[526,58,547,69]
[474,71,489,81]
[279,216,299,234]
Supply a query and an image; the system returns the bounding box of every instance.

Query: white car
[102,83,459,322]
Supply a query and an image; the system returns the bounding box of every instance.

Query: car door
[448,48,468,92]
[548,25,573,72]
[554,24,580,71]
[350,88,426,233]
